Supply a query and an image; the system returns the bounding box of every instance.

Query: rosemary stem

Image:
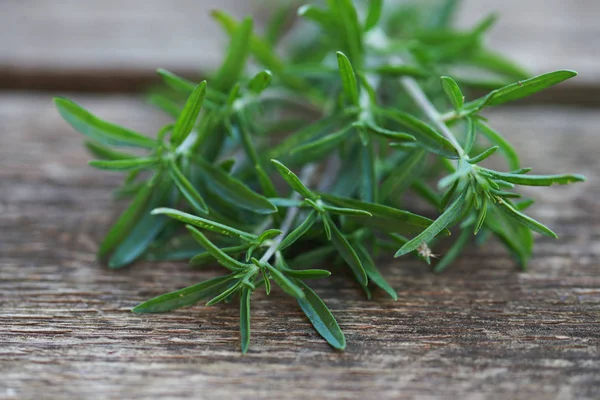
[398,74,465,157]
[259,163,319,263]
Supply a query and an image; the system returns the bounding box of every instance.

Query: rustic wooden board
[1,0,599,91]
[1,94,599,399]
[457,0,600,83]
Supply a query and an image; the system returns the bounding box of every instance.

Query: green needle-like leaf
[263,262,305,299]
[380,149,426,200]
[363,123,416,142]
[88,157,158,172]
[463,117,476,154]
[336,51,360,106]
[190,244,251,266]
[148,94,181,118]
[186,226,250,271]
[291,125,353,162]
[431,0,460,28]
[214,16,253,91]
[168,160,209,215]
[171,81,207,145]
[269,116,339,159]
[133,274,235,313]
[271,159,318,200]
[396,189,468,257]
[355,243,398,300]
[211,10,307,91]
[255,164,279,199]
[474,196,488,235]
[84,141,137,160]
[495,200,558,238]
[466,70,578,110]
[485,210,533,270]
[257,229,283,244]
[278,267,331,280]
[156,68,196,94]
[268,198,305,208]
[152,208,257,241]
[441,76,464,111]
[328,0,364,67]
[377,109,458,158]
[295,279,346,350]
[206,280,244,306]
[480,168,586,186]
[108,179,172,268]
[278,210,319,251]
[325,215,368,286]
[55,97,157,148]
[364,0,383,32]
[196,158,278,214]
[98,183,154,259]
[323,205,372,217]
[468,146,499,164]
[248,70,273,94]
[240,287,251,353]
[298,5,334,30]
[320,194,442,236]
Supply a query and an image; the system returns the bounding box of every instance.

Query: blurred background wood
[1,0,599,98]
[1,1,599,399]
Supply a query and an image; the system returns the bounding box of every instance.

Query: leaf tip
[297,4,310,16]
[334,339,347,351]
[564,69,578,78]
[131,305,145,314]
[573,174,587,183]
[107,260,125,269]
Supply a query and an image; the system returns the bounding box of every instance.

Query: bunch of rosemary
[54,0,585,352]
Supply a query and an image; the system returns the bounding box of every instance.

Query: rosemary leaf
[171,81,207,145]
[152,208,256,241]
[133,274,235,313]
[325,215,368,286]
[240,287,251,354]
[295,279,346,350]
[396,189,468,257]
[55,97,156,148]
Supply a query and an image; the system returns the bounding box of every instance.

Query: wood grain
[1,0,599,92]
[1,94,598,399]
[457,0,600,83]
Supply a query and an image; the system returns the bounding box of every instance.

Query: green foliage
[55,0,585,352]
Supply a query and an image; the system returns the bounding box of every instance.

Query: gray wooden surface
[1,0,599,91]
[1,93,598,399]
[1,1,600,399]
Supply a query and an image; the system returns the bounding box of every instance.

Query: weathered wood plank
[1,0,599,92]
[458,0,600,81]
[1,94,599,399]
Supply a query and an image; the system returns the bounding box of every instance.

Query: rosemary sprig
[55,0,586,352]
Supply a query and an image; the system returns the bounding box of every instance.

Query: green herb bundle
[54,0,585,352]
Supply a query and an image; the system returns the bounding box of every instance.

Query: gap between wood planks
[1,67,599,108]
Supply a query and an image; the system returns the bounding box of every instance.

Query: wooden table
[1,2,599,399]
